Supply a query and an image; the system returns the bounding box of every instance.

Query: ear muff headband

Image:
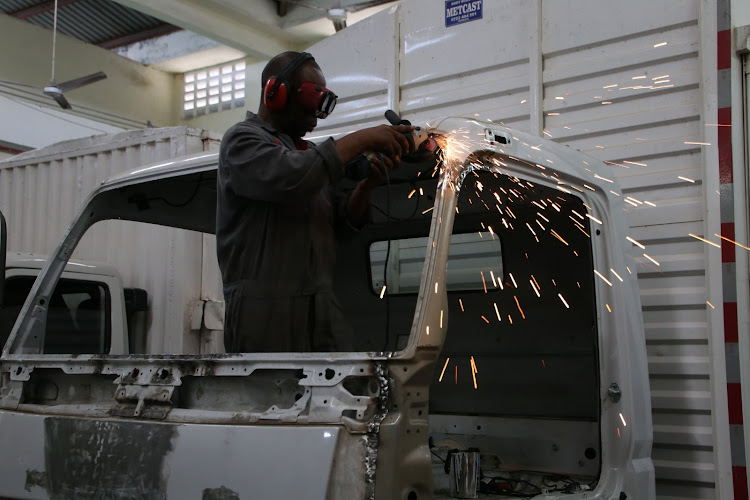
[263,52,314,112]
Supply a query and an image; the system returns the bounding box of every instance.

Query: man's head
[258,52,336,139]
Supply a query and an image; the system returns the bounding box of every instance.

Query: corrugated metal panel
[387,0,715,497]
[0,127,221,355]
[0,0,170,46]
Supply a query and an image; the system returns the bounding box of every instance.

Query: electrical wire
[380,153,392,352]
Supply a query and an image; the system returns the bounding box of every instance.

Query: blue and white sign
[445,0,483,27]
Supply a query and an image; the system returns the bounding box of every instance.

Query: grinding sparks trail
[689,233,721,248]
[494,303,502,321]
[379,285,386,299]
[470,356,478,389]
[481,271,488,293]
[459,298,465,311]
[594,270,614,286]
[514,296,526,319]
[558,293,569,308]
[439,358,450,382]
[715,234,750,251]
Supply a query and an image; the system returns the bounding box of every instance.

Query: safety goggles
[296,81,338,119]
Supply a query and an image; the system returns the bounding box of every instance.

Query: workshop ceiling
[0,0,397,71]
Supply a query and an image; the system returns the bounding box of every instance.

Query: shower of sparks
[619,413,627,426]
[481,271,488,293]
[594,270,614,286]
[715,234,750,251]
[689,233,721,248]
[514,296,526,319]
[626,236,646,249]
[707,301,715,309]
[643,253,660,266]
[558,293,569,308]
[379,285,387,299]
[439,358,450,382]
[494,303,502,321]
[610,269,624,282]
[550,230,569,245]
[586,214,603,225]
[459,298,465,311]
[530,280,541,297]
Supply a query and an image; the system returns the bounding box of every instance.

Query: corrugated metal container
[312,1,729,498]
[0,127,222,354]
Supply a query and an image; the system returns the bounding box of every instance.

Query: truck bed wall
[308,1,729,498]
[0,127,223,354]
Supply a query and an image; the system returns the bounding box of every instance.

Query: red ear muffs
[264,77,288,112]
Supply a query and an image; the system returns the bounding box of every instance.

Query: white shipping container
[0,127,223,354]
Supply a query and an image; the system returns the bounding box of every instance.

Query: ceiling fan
[0,0,107,110]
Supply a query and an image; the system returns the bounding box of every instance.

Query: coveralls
[216,112,354,352]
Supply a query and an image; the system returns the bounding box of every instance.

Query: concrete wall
[0,13,180,149]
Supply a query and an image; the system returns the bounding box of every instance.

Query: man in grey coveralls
[217,51,413,352]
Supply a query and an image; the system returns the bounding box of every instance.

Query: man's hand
[336,124,415,166]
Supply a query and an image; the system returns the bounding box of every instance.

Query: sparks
[594,174,614,183]
[558,293,569,308]
[653,41,668,47]
[435,282,439,294]
[594,270,614,286]
[509,273,518,288]
[643,253,660,266]
[490,270,497,287]
[626,236,646,249]
[684,141,711,146]
[481,271,488,293]
[610,269,624,282]
[632,75,647,80]
[689,233,721,248]
[440,309,444,328]
[623,160,647,166]
[471,356,478,374]
[481,315,490,324]
[408,189,416,199]
[606,304,612,312]
[379,285,387,299]
[603,84,618,88]
[530,280,540,297]
[439,358,450,382]
[514,296,526,319]
[677,176,695,183]
[619,413,627,426]
[459,298,464,311]
[586,214,603,225]
[707,301,715,309]
[715,234,750,251]
[494,303,502,321]
[455,366,458,385]
[550,229,569,246]
[426,326,430,335]
[422,207,434,214]
[470,359,478,389]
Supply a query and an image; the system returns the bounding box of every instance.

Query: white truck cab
[0,117,654,499]
[1,253,130,356]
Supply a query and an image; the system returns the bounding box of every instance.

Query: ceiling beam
[9,0,81,20]
[97,23,181,49]
[111,0,293,60]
